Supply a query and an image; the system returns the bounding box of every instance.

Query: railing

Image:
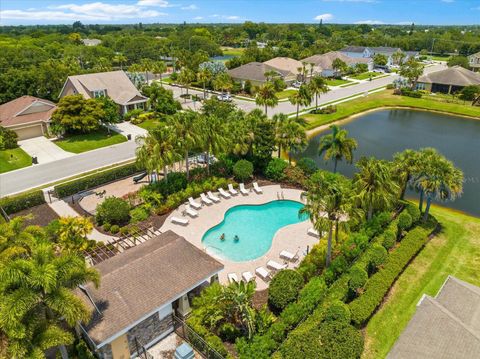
[133,336,154,359]
[173,315,225,359]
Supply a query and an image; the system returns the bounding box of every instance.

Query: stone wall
[127,312,174,355]
[97,343,113,359]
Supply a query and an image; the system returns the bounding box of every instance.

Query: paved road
[0,64,446,197]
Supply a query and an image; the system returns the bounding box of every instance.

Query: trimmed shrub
[348,266,368,294]
[0,190,45,215]
[382,230,397,250]
[102,223,111,232]
[406,204,421,223]
[324,256,349,285]
[218,322,241,343]
[268,269,304,312]
[55,163,140,198]
[324,300,351,323]
[296,157,317,175]
[349,220,437,326]
[369,245,388,273]
[233,159,254,182]
[283,165,306,186]
[398,212,413,231]
[210,155,234,177]
[147,172,187,197]
[110,225,119,234]
[265,158,288,181]
[129,206,150,224]
[96,197,130,225]
[0,127,18,149]
[400,87,422,98]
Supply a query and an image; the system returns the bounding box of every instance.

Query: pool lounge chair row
[228,259,290,284]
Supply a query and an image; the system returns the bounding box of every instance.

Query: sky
[0,0,478,26]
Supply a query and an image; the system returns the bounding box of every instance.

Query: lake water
[297,109,480,217]
[210,55,234,62]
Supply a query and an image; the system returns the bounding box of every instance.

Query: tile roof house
[228,61,293,86]
[468,52,480,71]
[302,51,373,77]
[77,230,223,359]
[59,70,148,115]
[388,276,480,359]
[0,95,56,140]
[417,65,480,93]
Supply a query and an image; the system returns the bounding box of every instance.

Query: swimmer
[234,235,239,242]
[220,233,225,241]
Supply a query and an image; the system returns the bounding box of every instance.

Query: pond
[210,55,234,62]
[297,109,480,217]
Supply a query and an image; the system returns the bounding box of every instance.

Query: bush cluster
[187,316,229,358]
[264,158,288,181]
[400,87,422,98]
[310,105,337,114]
[0,127,18,149]
[349,219,437,326]
[296,157,318,176]
[268,270,304,313]
[382,229,397,250]
[233,159,254,182]
[348,266,368,295]
[405,203,421,223]
[368,245,388,273]
[95,197,130,225]
[0,190,45,215]
[324,300,351,323]
[55,163,141,198]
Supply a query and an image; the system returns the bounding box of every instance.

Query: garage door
[14,125,43,140]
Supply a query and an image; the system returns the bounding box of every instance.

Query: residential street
[0,64,446,197]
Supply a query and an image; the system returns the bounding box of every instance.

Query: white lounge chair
[280,250,299,262]
[188,197,201,209]
[307,228,320,237]
[228,273,239,283]
[267,260,288,271]
[185,205,198,218]
[242,271,255,282]
[255,267,271,281]
[228,183,238,195]
[253,182,263,194]
[239,183,249,195]
[200,193,213,205]
[171,216,189,225]
[207,191,220,202]
[219,188,231,199]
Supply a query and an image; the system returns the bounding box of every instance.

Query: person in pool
[220,233,225,241]
[234,235,239,242]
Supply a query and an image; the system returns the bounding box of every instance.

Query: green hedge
[0,190,45,215]
[54,163,141,198]
[349,218,437,326]
[268,270,304,313]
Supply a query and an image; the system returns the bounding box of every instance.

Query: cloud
[181,4,197,10]
[136,0,171,6]
[2,2,167,22]
[314,13,334,21]
[354,19,385,24]
[209,14,243,21]
[193,16,203,20]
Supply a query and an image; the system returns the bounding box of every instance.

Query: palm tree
[197,67,213,100]
[169,110,200,181]
[113,53,127,70]
[354,157,399,221]
[178,68,196,98]
[213,72,233,96]
[289,84,312,119]
[140,58,154,84]
[276,117,307,163]
[198,114,228,175]
[0,235,99,359]
[222,280,256,339]
[152,61,167,86]
[393,149,420,200]
[309,75,329,111]
[255,82,278,116]
[414,148,438,211]
[56,216,93,251]
[318,125,358,173]
[300,171,353,267]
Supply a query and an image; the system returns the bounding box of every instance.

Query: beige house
[302,51,373,77]
[468,52,480,71]
[263,57,311,81]
[417,66,480,94]
[228,62,293,87]
[77,231,223,359]
[0,95,56,140]
[59,70,148,115]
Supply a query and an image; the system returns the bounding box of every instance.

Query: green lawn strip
[304,90,480,130]
[350,72,382,81]
[276,89,298,100]
[428,55,450,62]
[326,78,352,86]
[340,82,358,88]
[136,119,162,131]
[0,147,32,173]
[54,128,127,154]
[221,47,245,56]
[362,206,480,359]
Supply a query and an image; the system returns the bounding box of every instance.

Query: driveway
[18,137,74,164]
[107,121,147,141]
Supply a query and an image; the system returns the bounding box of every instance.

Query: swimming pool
[202,200,307,262]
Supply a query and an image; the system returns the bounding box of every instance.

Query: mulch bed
[252,289,269,310]
[10,203,59,227]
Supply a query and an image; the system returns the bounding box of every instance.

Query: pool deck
[160,184,319,290]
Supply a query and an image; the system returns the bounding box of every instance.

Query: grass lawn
[0,148,32,173]
[429,55,450,62]
[350,72,382,80]
[325,78,352,86]
[136,119,162,131]
[221,47,245,56]
[54,128,127,154]
[303,90,480,130]
[276,89,298,100]
[362,205,480,359]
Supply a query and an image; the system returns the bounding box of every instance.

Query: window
[92,89,106,98]
[416,83,426,91]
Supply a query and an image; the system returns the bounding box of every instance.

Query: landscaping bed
[10,203,59,227]
[54,127,127,153]
[0,147,32,173]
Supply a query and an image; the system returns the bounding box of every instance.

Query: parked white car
[217,93,232,102]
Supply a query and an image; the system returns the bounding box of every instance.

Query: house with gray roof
[340,46,418,67]
[228,61,294,87]
[468,52,480,71]
[417,65,480,93]
[76,231,223,359]
[59,70,148,115]
[302,51,373,77]
[388,276,480,359]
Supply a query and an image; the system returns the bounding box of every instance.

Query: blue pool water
[202,200,307,262]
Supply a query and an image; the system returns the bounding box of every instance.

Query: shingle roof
[77,231,223,346]
[418,66,480,87]
[340,46,369,53]
[263,57,304,75]
[0,95,56,127]
[370,47,402,55]
[388,276,480,359]
[301,51,370,71]
[61,70,147,105]
[228,62,290,82]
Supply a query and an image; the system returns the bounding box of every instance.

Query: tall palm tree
[414,148,438,211]
[393,149,420,200]
[178,68,196,98]
[0,235,99,359]
[318,125,358,173]
[113,53,127,70]
[309,75,329,111]
[289,84,312,119]
[197,67,212,100]
[222,280,256,339]
[255,82,278,116]
[300,171,353,267]
[169,110,200,181]
[276,117,307,163]
[198,114,228,175]
[56,216,93,251]
[152,61,167,86]
[354,157,399,221]
[140,58,154,84]
[213,72,233,96]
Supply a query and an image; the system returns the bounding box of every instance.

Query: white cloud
[395,21,413,25]
[314,13,333,21]
[193,16,203,20]
[181,4,197,10]
[354,19,385,24]
[136,0,171,6]
[209,14,242,21]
